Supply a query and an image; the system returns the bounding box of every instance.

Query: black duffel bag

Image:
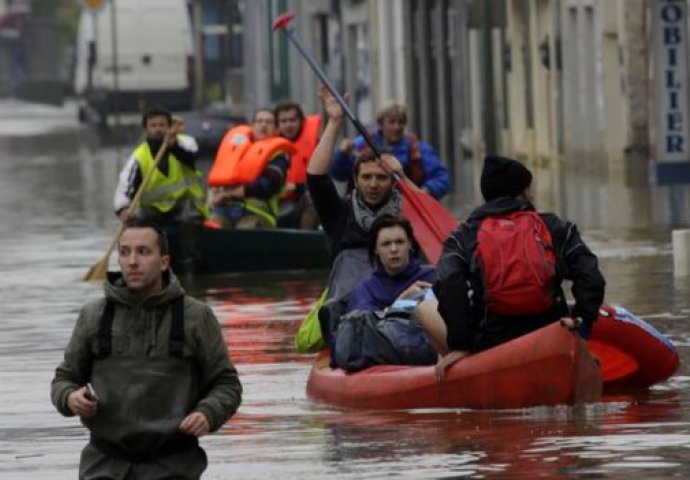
[333,308,437,372]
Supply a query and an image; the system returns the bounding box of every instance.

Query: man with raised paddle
[273,10,457,265]
[307,85,406,351]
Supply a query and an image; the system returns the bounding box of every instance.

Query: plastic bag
[295,288,329,353]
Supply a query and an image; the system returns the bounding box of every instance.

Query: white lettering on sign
[655,0,690,161]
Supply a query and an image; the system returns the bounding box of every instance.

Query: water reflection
[531,393,688,477]
[207,394,690,479]
[198,272,327,364]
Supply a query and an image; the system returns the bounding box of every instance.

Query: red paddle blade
[587,339,639,382]
[397,179,458,264]
[203,219,223,230]
[272,12,295,31]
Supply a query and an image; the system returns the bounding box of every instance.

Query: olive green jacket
[51,271,242,433]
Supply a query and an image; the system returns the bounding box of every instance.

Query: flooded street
[1,100,690,479]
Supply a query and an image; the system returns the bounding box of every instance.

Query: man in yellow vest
[114,107,208,227]
[206,108,292,229]
[274,101,321,229]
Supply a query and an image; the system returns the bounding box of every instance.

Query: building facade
[204,0,685,195]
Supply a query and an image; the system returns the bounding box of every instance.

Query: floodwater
[1,100,689,479]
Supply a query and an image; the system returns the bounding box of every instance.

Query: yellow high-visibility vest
[134,139,209,217]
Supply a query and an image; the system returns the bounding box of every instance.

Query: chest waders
[83,296,200,462]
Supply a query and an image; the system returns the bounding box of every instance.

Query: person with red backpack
[420,154,605,379]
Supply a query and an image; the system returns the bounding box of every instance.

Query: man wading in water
[51,219,242,479]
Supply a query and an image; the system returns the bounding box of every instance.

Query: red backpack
[473,211,556,315]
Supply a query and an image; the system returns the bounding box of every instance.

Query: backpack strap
[169,296,185,358]
[96,300,114,359]
[405,134,425,186]
[454,223,484,300]
[538,213,567,282]
[96,296,185,359]
[457,221,480,274]
[537,213,571,314]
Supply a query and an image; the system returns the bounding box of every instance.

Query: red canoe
[307,322,602,410]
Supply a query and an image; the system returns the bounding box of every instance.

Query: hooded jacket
[51,271,242,433]
[347,258,436,312]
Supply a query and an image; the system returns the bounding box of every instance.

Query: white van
[74,0,194,123]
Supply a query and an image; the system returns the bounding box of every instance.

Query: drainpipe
[481,0,497,155]
[110,0,120,129]
[193,0,204,109]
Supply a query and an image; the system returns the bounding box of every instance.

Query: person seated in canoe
[332,213,437,371]
[206,108,293,229]
[113,106,209,228]
[330,100,450,200]
[346,213,435,313]
[418,155,606,380]
[51,219,242,478]
[274,101,321,230]
[307,86,406,350]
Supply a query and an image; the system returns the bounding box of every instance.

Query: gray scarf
[351,188,402,231]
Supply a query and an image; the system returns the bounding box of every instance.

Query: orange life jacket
[286,114,322,186]
[208,125,295,187]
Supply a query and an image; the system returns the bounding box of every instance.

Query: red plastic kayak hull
[307,322,602,410]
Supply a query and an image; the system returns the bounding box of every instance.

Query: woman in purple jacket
[333,213,437,370]
[346,213,435,313]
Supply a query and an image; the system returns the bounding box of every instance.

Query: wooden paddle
[83,118,182,281]
[272,12,458,264]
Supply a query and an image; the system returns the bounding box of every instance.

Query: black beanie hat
[480,155,533,202]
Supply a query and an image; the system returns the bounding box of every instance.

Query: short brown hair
[368,213,418,264]
[274,101,305,122]
[376,101,407,125]
[252,108,276,125]
[122,218,169,256]
[353,149,379,177]
[141,106,172,127]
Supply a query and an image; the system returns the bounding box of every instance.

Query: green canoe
[166,226,331,274]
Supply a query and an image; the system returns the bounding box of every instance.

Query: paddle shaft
[126,139,173,218]
[104,139,170,250]
[274,13,458,265]
[277,23,404,179]
[84,132,176,280]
